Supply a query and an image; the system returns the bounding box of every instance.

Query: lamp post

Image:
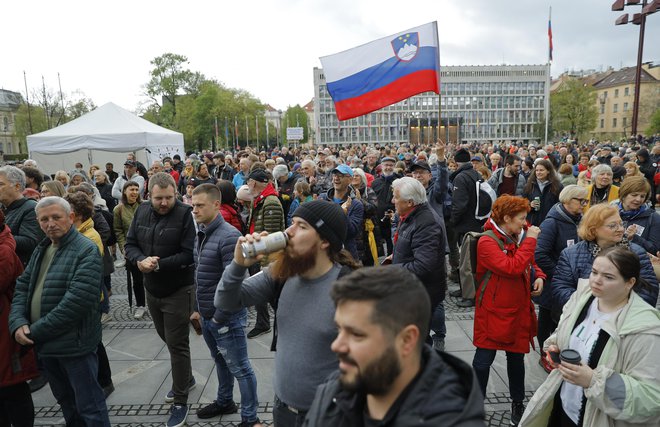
[612,0,659,136]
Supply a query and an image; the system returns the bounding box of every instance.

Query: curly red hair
[490,195,531,224]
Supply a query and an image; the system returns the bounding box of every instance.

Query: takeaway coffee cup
[559,349,582,365]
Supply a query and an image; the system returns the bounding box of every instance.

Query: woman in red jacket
[216,180,245,233]
[0,209,38,426]
[472,195,546,427]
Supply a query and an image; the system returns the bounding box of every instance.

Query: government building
[312,64,550,145]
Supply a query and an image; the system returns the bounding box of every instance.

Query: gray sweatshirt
[215,261,341,410]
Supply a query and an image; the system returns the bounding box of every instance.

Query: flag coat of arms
[320,22,440,121]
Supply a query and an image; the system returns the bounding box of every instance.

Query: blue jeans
[430,302,446,340]
[202,309,258,422]
[41,352,110,427]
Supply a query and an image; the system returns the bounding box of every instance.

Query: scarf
[618,202,647,221]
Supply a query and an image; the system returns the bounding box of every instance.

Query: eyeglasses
[572,198,589,206]
[604,222,624,230]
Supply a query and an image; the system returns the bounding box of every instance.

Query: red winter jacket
[473,219,545,354]
[220,203,244,233]
[0,225,38,387]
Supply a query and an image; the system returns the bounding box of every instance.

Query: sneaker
[114,259,126,268]
[29,375,49,393]
[196,400,237,419]
[134,307,146,320]
[167,404,189,427]
[238,418,262,427]
[103,382,115,399]
[247,327,271,339]
[449,289,463,298]
[456,298,475,308]
[165,376,196,403]
[432,337,445,352]
[100,313,112,324]
[510,401,525,426]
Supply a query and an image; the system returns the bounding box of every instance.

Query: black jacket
[372,173,401,219]
[303,346,486,427]
[392,203,446,309]
[124,200,195,298]
[449,164,485,235]
[522,181,562,226]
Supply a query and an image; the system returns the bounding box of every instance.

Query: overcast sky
[3,0,659,113]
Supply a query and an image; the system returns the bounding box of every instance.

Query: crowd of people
[1,133,660,427]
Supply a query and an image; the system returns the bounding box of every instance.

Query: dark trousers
[127,262,145,307]
[0,382,34,427]
[255,304,271,331]
[549,392,578,426]
[147,286,193,405]
[446,224,460,272]
[41,352,110,427]
[537,306,557,351]
[379,219,393,256]
[273,395,307,427]
[472,347,525,402]
[96,343,112,388]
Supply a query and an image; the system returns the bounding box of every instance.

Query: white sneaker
[134,307,146,320]
[101,313,112,324]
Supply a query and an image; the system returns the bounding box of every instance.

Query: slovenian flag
[320,22,440,121]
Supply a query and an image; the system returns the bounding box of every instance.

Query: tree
[281,105,308,145]
[646,108,660,136]
[144,53,204,127]
[550,79,598,140]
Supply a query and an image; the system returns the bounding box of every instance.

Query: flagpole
[544,6,552,145]
[434,21,442,144]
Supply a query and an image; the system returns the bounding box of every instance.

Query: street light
[612,0,659,136]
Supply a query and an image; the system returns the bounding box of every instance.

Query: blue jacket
[319,187,364,261]
[534,203,581,308]
[619,205,660,255]
[194,214,242,323]
[9,227,103,357]
[553,240,659,310]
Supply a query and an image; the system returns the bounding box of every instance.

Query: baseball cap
[332,164,354,176]
[410,161,431,172]
[124,160,137,167]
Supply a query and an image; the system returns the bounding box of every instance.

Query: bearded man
[214,200,359,427]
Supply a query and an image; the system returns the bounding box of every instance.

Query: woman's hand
[557,361,593,388]
[545,345,560,369]
[531,278,544,297]
[625,224,637,240]
[527,226,541,239]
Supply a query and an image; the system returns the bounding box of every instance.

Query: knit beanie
[454,148,470,163]
[292,200,347,253]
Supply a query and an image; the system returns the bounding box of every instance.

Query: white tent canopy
[27,102,184,175]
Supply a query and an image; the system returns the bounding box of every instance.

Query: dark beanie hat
[292,200,347,253]
[247,169,270,183]
[612,166,626,180]
[454,148,470,163]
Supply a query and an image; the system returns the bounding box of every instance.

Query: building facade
[313,64,550,145]
[0,89,23,156]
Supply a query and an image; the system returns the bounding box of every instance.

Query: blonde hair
[577,204,619,241]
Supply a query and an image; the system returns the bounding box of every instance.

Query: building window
[2,117,7,132]
[623,102,629,112]
[604,91,608,98]
[600,119,604,129]
[600,104,605,114]
[614,89,619,98]
[613,118,617,128]
[624,87,629,96]
[613,104,618,113]
[623,117,627,128]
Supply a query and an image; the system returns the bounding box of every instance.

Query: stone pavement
[32,268,551,426]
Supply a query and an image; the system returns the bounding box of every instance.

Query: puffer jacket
[474,219,545,353]
[319,187,364,261]
[303,346,486,427]
[520,281,660,427]
[248,183,285,234]
[552,240,659,310]
[0,225,38,387]
[618,205,660,254]
[534,203,581,309]
[220,203,244,233]
[523,181,563,226]
[392,202,446,310]
[194,214,241,322]
[3,197,45,265]
[487,168,526,196]
[124,200,195,298]
[8,226,103,357]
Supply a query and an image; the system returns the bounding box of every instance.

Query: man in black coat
[371,157,400,256]
[303,266,485,427]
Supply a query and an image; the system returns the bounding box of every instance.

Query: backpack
[458,230,504,304]
[475,179,497,220]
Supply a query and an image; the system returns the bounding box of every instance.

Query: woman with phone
[520,247,660,426]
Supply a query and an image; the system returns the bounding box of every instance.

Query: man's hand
[234,232,268,267]
[190,311,200,322]
[14,325,34,346]
[531,278,544,297]
[341,198,352,214]
[138,256,160,273]
[435,140,446,159]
